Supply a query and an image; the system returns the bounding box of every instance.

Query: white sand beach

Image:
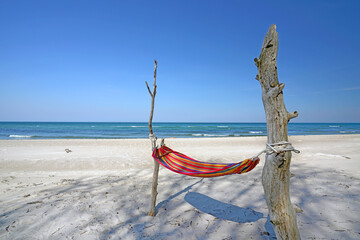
[0,135,360,239]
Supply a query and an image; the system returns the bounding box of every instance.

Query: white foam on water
[340,131,356,134]
[249,131,263,134]
[9,135,32,138]
[204,134,228,137]
[192,133,232,137]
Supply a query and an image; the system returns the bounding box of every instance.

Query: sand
[0,135,359,239]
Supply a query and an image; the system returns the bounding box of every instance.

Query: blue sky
[0,0,359,122]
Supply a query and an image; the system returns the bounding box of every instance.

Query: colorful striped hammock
[152,145,260,178]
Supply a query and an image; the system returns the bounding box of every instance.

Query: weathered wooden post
[146,60,160,216]
[254,25,301,239]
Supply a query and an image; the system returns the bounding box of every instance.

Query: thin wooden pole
[146,60,160,216]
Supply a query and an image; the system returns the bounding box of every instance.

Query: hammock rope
[254,141,300,158]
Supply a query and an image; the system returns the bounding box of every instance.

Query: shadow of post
[185,192,263,223]
[264,214,277,239]
[155,178,203,215]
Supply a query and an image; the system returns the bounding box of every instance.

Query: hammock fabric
[152,145,260,178]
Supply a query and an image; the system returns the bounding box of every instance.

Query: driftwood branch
[288,111,299,121]
[146,60,158,135]
[145,81,153,97]
[255,25,300,239]
[147,59,160,217]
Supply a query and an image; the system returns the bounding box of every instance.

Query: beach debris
[23,194,31,197]
[339,183,350,189]
[60,179,75,184]
[5,222,15,232]
[222,236,233,240]
[27,201,43,205]
[143,224,154,229]
[65,148,72,153]
[293,204,303,213]
[50,226,65,236]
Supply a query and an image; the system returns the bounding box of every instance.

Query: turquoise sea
[0,122,360,140]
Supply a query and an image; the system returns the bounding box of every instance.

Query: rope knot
[149,134,157,141]
[252,141,300,160]
[266,141,300,154]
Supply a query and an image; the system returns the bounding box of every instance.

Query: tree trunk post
[254,25,301,239]
[146,60,160,217]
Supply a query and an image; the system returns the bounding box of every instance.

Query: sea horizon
[1,122,360,140]
[1,121,360,123]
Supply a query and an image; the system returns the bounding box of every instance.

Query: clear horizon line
[0,121,359,124]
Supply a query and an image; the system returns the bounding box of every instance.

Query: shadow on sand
[185,191,263,223]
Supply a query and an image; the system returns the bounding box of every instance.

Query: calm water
[0,122,359,140]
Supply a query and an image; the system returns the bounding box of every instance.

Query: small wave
[217,126,228,128]
[204,134,228,137]
[115,125,146,128]
[329,125,340,128]
[91,126,95,128]
[191,133,229,137]
[9,135,32,138]
[340,131,356,134]
[249,131,263,134]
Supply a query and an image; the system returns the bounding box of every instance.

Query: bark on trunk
[254,25,301,239]
[146,60,160,217]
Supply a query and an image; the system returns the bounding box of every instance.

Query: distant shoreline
[1,121,360,123]
[3,133,360,140]
[1,134,360,142]
[1,122,360,140]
